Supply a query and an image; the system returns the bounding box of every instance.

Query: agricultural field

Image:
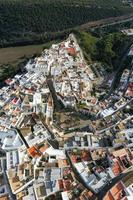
[0,44,44,65]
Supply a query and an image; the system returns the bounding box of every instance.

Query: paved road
[96,114,133,134]
[14,128,29,148]
[79,13,133,30]
[1,160,16,200]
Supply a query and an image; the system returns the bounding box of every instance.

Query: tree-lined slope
[0,0,133,46]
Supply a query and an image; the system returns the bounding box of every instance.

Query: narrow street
[13,128,29,149]
[1,159,16,200]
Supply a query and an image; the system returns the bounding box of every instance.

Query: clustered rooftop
[0,34,133,200]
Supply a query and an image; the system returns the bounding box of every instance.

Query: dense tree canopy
[0,0,132,47]
[96,32,129,69]
[74,30,131,71]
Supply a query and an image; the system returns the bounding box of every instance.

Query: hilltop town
[0,34,133,200]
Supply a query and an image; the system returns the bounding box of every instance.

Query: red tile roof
[67,47,77,56]
[104,181,126,200]
[58,179,64,190]
[28,146,42,158]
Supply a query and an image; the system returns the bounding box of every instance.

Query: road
[96,115,133,134]
[79,13,133,30]
[14,128,29,149]
[1,159,16,200]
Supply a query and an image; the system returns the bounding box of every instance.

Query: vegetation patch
[0,0,132,47]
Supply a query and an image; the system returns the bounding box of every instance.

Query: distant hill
[0,0,133,47]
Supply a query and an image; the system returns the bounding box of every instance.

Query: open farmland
[0,44,44,65]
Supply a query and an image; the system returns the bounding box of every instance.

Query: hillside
[0,0,133,47]
[1,29,132,84]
